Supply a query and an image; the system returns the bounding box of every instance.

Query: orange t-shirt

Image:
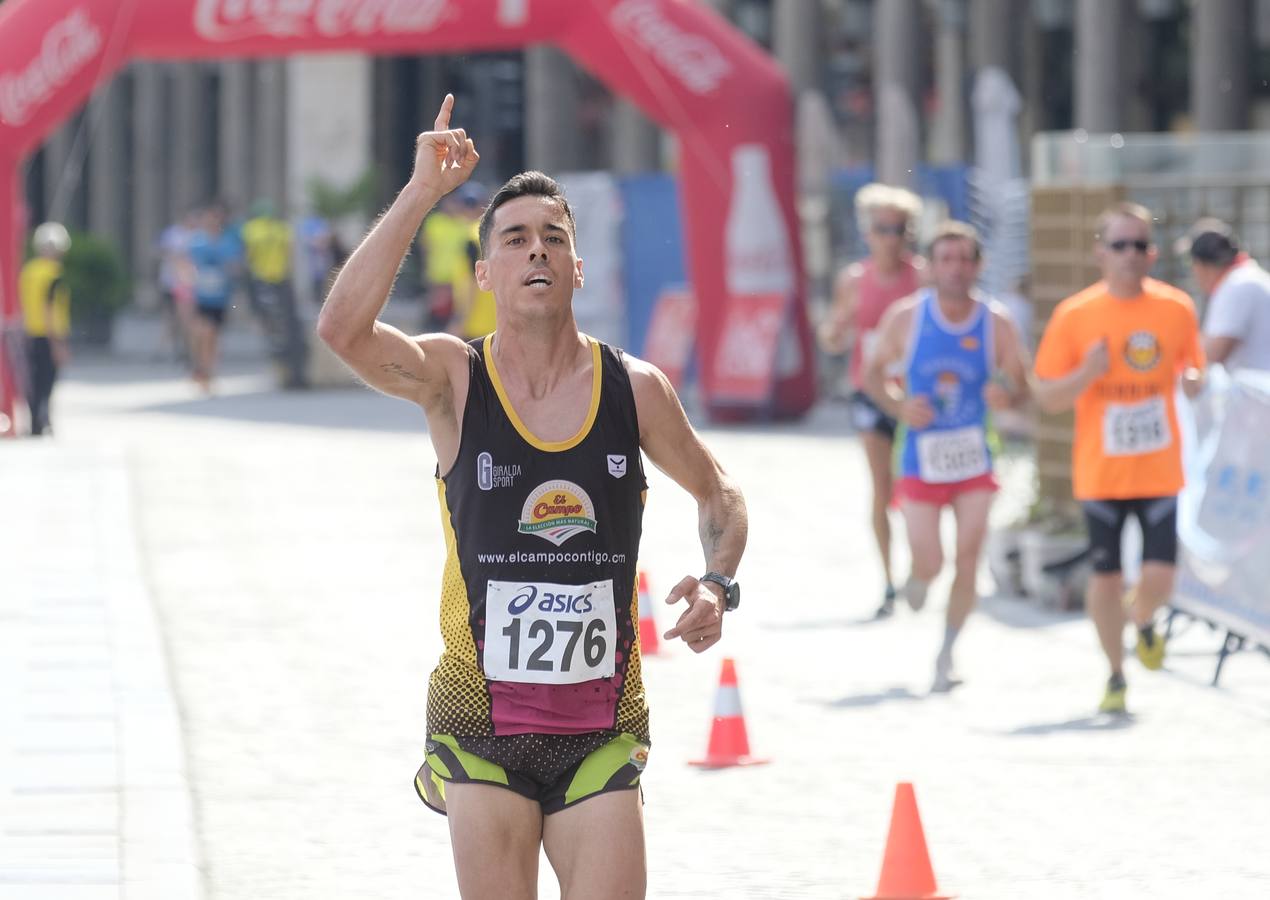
[1034,278,1204,500]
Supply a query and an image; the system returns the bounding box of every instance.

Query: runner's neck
[872,253,907,277]
[1105,276,1144,299]
[934,291,977,323]
[491,327,591,399]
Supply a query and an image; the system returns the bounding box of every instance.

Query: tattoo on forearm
[380,362,427,384]
[703,517,724,554]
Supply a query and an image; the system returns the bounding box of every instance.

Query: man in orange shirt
[1033,202,1204,714]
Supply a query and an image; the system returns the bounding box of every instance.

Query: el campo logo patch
[1124,331,1161,371]
[518,480,598,546]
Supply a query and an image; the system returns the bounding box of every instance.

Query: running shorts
[893,471,998,507]
[849,390,897,440]
[1081,496,1178,573]
[415,731,649,816]
[196,304,226,328]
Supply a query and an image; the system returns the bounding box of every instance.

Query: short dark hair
[928,220,983,261]
[1184,218,1239,267]
[477,171,577,258]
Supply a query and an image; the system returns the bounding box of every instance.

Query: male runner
[1034,202,1204,714]
[864,221,1029,692]
[317,95,747,899]
[820,184,926,617]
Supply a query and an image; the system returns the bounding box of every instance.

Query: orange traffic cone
[862,783,953,900]
[637,570,660,656]
[688,657,769,768]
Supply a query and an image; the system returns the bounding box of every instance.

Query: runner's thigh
[951,489,994,559]
[445,782,543,900]
[542,789,646,900]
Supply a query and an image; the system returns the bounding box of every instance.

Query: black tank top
[427,335,650,743]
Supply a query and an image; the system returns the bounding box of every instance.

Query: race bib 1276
[483,579,617,685]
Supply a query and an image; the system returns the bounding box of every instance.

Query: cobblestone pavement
[6,355,1270,899]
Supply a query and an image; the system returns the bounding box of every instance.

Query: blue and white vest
[898,291,995,483]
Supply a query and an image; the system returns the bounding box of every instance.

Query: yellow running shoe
[1099,679,1127,715]
[1135,628,1166,671]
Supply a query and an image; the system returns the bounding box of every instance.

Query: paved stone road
[6,354,1270,899]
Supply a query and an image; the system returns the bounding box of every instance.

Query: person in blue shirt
[186,201,243,391]
[864,221,1031,692]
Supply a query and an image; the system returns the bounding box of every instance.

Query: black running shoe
[874,586,897,619]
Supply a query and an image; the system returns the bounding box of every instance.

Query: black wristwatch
[700,572,740,611]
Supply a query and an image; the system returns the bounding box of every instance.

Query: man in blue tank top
[864,222,1030,692]
[316,95,748,899]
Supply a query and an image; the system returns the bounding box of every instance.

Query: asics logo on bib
[506,585,595,616]
[484,579,618,684]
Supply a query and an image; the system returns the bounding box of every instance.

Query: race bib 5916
[1102,396,1171,457]
[916,426,990,483]
[483,579,617,685]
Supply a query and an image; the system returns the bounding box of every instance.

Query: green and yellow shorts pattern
[415,731,650,816]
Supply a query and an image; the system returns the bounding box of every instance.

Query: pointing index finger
[434,93,454,132]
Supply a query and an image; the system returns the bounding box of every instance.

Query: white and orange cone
[637,569,661,656]
[689,657,769,768]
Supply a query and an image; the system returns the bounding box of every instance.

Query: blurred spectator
[299,211,336,304]
[20,222,72,436]
[156,208,200,364]
[1183,218,1270,373]
[418,192,468,332]
[453,183,496,340]
[187,201,243,392]
[243,199,307,388]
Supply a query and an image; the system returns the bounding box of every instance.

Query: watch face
[726,581,740,611]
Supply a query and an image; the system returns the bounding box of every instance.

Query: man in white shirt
[1184,219,1270,372]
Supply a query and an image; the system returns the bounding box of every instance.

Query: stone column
[931,0,969,165]
[773,0,822,97]
[1074,0,1126,132]
[218,61,254,211]
[131,63,166,309]
[970,0,1015,75]
[1193,0,1250,131]
[874,0,922,186]
[254,61,288,212]
[288,55,370,221]
[41,120,79,227]
[170,65,212,217]
[611,99,661,174]
[525,46,582,172]
[87,76,128,257]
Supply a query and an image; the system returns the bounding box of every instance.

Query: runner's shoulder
[1141,277,1197,311]
[621,353,687,442]
[416,331,476,378]
[880,290,925,327]
[1055,281,1107,312]
[622,350,675,396]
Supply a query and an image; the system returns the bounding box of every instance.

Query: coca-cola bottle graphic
[725,144,794,297]
[498,0,529,26]
[715,144,795,400]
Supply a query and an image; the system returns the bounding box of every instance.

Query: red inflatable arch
[0,0,816,433]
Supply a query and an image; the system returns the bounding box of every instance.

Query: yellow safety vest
[20,257,70,339]
[421,212,470,286]
[242,216,293,283]
[458,223,496,339]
